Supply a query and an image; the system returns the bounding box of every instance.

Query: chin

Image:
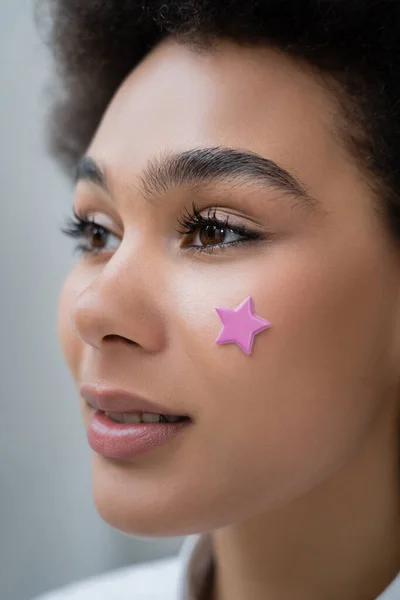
[90,453,208,538]
[93,497,177,538]
[92,490,214,538]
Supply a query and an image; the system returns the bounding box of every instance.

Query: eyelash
[60,210,110,256]
[175,201,264,255]
[60,200,265,257]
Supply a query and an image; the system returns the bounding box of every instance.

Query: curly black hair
[36,1,400,240]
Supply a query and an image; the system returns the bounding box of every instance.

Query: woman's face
[58,38,400,536]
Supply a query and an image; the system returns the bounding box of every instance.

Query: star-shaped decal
[215,296,271,355]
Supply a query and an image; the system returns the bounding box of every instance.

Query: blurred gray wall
[0,2,183,599]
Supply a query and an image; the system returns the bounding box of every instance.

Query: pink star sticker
[215,296,271,355]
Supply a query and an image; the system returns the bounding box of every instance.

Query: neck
[209,403,400,600]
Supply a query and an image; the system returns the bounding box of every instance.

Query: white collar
[177,533,213,600]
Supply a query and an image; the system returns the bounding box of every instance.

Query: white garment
[31,535,209,600]
[32,532,400,600]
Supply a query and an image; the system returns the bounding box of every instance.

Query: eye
[60,202,272,258]
[176,201,265,255]
[60,210,120,255]
[191,223,245,247]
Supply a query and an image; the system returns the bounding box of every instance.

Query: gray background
[0,2,183,599]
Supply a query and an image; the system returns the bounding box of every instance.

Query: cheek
[179,248,394,511]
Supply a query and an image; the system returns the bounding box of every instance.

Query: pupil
[91,226,105,248]
[200,225,225,245]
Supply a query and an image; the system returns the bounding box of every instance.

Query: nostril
[103,334,137,346]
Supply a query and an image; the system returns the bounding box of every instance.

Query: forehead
[87,38,350,201]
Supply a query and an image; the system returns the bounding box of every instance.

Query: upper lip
[80,383,187,417]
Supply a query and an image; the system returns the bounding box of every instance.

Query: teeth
[104,412,183,424]
[141,412,162,423]
[104,412,142,424]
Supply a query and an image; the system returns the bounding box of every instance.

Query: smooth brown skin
[58,37,400,600]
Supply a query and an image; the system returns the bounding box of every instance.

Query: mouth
[86,408,192,460]
[80,382,191,420]
[80,383,193,459]
[100,410,191,424]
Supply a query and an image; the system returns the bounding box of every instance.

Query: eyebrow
[73,146,319,211]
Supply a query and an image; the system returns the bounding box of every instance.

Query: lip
[87,408,192,460]
[80,383,188,417]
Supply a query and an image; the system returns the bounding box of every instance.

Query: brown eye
[199,224,227,246]
[60,213,121,256]
[88,224,108,250]
[175,202,263,254]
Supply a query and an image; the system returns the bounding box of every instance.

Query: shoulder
[32,555,182,600]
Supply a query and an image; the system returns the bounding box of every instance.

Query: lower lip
[87,410,192,460]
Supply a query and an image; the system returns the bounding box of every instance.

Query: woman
[34,1,400,599]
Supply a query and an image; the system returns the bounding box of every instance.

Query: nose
[70,244,166,352]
